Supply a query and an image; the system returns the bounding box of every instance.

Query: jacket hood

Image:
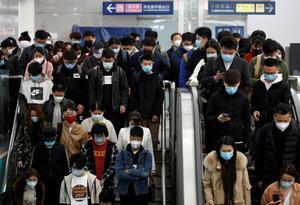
[204,151,247,172]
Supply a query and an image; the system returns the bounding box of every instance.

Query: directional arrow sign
[106,3,116,13]
[208,1,275,15]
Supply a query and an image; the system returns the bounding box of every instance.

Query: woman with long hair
[203,136,251,205]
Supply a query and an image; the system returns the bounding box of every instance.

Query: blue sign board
[103,1,174,15]
[208,1,275,15]
[215,26,244,38]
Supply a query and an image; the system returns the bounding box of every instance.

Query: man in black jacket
[200,36,251,96]
[255,103,300,188]
[31,127,69,205]
[53,49,88,123]
[81,41,105,75]
[88,48,129,133]
[131,52,164,152]
[206,69,251,152]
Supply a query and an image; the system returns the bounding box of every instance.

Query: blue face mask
[65,63,76,69]
[221,53,235,63]
[264,73,278,82]
[31,75,40,82]
[0,60,5,65]
[142,65,153,74]
[72,168,84,177]
[102,62,114,71]
[31,116,39,123]
[225,86,238,95]
[220,151,234,161]
[44,140,56,149]
[129,124,136,130]
[36,43,45,48]
[280,180,294,189]
[195,39,202,48]
[91,114,104,122]
[94,135,106,144]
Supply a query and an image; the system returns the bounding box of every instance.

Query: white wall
[247,0,300,47]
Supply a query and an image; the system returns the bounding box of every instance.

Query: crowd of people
[0,26,299,205]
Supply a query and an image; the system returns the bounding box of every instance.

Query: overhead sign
[215,26,244,37]
[208,1,275,15]
[103,1,174,15]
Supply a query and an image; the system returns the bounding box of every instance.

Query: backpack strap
[254,54,262,78]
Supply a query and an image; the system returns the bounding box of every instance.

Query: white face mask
[174,40,182,48]
[34,57,44,64]
[131,140,142,150]
[184,45,193,51]
[54,96,64,103]
[19,40,32,49]
[206,53,218,59]
[275,122,290,132]
[112,48,120,55]
[7,48,14,56]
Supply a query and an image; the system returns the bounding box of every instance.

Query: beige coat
[261,182,300,205]
[203,151,252,205]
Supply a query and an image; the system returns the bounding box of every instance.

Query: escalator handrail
[190,86,204,205]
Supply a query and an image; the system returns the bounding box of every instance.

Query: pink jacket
[24,59,54,80]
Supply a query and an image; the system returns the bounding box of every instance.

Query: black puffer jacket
[255,120,300,184]
[251,80,291,128]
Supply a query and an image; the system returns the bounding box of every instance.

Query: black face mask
[84,40,93,48]
[253,49,262,55]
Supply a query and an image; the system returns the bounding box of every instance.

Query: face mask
[35,42,45,48]
[7,49,14,56]
[31,75,40,82]
[19,40,32,49]
[277,54,282,59]
[34,57,44,64]
[72,168,84,177]
[184,45,193,51]
[221,53,235,63]
[44,140,56,149]
[275,122,290,132]
[64,115,76,124]
[280,180,294,189]
[0,60,4,65]
[174,40,182,47]
[220,151,234,161]
[31,116,39,123]
[65,63,76,69]
[112,48,120,55]
[195,39,202,48]
[71,40,81,45]
[129,123,136,130]
[94,135,106,144]
[57,52,63,58]
[263,55,276,60]
[264,73,278,82]
[225,86,238,95]
[207,53,218,59]
[93,52,102,59]
[142,65,153,74]
[26,180,38,189]
[102,62,114,71]
[54,96,64,103]
[46,40,52,45]
[84,40,93,48]
[77,55,81,59]
[253,49,262,55]
[131,140,142,150]
[91,114,104,122]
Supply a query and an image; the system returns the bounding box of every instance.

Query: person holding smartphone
[261,164,300,205]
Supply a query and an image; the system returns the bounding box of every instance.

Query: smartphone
[272,194,280,203]
[222,113,230,118]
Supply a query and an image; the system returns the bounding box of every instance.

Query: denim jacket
[116,145,152,196]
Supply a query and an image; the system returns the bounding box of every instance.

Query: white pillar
[178,0,184,33]
[18,0,35,38]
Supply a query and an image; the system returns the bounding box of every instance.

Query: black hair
[224,69,241,85]
[195,27,212,40]
[33,47,45,56]
[52,83,65,92]
[53,41,64,52]
[232,33,241,39]
[108,37,121,46]
[277,42,285,60]
[203,39,220,62]
[69,32,82,40]
[262,39,279,55]
[35,30,48,40]
[217,30,233,43]
[63,101,77,112]
[139,52,153,63]
[130,32,140,39]
[69,153,87,169]
[121,36,134,46]
[171,32,181,40]
[28,62,42,76]
[63,49,77,61]
[277,164,298,184]
[264,58,279,68]
[251,30,266,41]
[220,36,238,50]
[215,136,237,205]
[91,123,109,137]
[141,38,156,47]
[42,127,57,139]
[44,44,53,52]
[101,48,115,59]
[19,31,31,42]
[252,36,264,46]
[274,103,291,115]
[71,43,82,51]
[90,101,105,112]
[145,30,158,40]
[83,30,95,38]
[238,38,251,50]
[130,126,144,138]
[182,32,194,42]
